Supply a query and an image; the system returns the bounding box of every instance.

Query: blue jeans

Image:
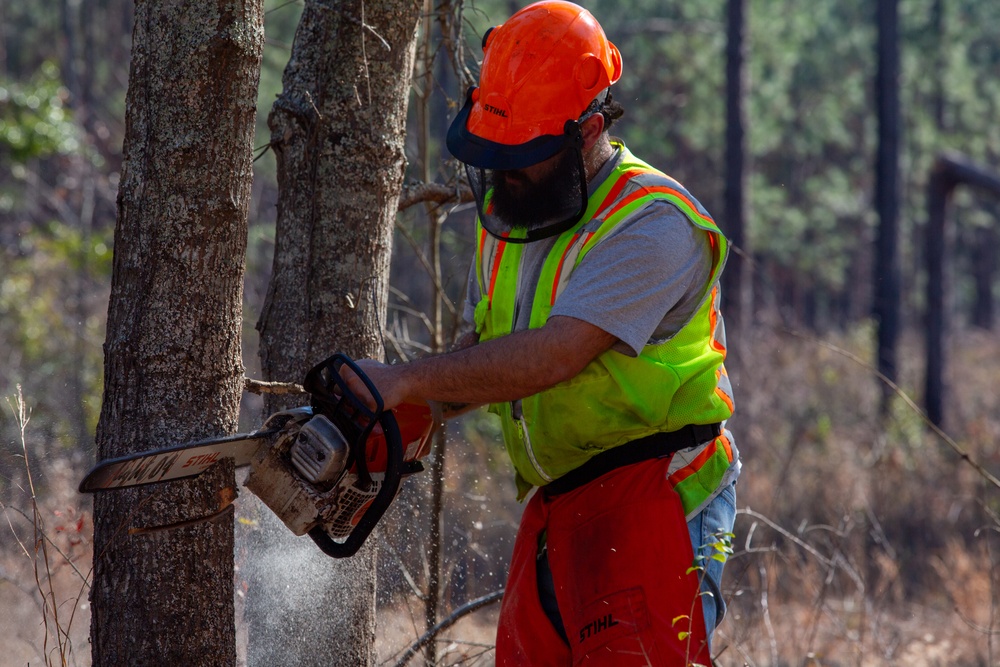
[687,481,737,647]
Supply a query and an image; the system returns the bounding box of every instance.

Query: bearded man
[344,3,741,664]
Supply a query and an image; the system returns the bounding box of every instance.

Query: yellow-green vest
[473,145,736,513]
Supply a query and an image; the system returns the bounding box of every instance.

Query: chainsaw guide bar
[78,429,280,493]
[78,354,435,558]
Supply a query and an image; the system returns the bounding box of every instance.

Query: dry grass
[1,389,92,667]
[376,598,500,667]
[3,324,999,666]
[711,323,1000,667]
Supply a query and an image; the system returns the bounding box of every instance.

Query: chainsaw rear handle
[302,353,405,558]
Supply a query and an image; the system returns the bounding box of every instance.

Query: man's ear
[580,113,606,151]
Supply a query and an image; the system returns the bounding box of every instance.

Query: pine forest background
[2,0,1000,665]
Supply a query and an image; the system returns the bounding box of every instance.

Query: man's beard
[489,149,584,231]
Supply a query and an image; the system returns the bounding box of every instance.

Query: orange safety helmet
[447,0,623,170]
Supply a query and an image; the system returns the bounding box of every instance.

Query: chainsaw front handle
[302,353,406,559]
[304,353,383,422]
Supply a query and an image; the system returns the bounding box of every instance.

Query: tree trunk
[874,0,901,407]
[89,1,263,665]
[923,153,1000,427]
[247,0,421,664]
[721,0,749,339]
[971,222,996,331]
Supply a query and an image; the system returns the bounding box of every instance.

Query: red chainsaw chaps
[496,458,709,666]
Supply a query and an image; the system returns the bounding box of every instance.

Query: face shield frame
[465,128,589,243]
[449,88,599,243]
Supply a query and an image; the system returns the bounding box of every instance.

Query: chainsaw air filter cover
[290,414,350,485]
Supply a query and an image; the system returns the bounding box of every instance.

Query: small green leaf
[672,614,689,626]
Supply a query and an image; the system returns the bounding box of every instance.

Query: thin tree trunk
[931,0,945,130]
[0,0,6,74]
[416,5,447,664]
[874,0,901,410]
[247,0,421,664]
[924,153,1000,426]
[89,1,263,665]
[971,222,996,330]
[722,0,749,341]
[60,0,82,112]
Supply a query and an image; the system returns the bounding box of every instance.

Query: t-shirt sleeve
[549,201,714,357]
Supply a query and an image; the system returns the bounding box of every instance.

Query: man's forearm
[398,316,616,406]
[433,329,484,418]
[345,316,616,410]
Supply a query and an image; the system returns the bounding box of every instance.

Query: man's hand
[339,330,484,412]
[339,359,417,412]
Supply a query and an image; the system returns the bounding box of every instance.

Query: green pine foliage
[0,62,80,163]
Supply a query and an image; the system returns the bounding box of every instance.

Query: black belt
[542,423,722,497]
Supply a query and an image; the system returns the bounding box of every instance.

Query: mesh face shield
[465,121,590,243]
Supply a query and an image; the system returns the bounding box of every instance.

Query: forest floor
[3,325,999,666]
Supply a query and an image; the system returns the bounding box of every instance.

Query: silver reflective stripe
[519,415,553,483]
[480,231,498,295]
[552,232,592,304]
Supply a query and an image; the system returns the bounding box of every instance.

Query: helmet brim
[446,90,573,171]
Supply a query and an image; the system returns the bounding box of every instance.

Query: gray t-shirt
[462,160,713,356]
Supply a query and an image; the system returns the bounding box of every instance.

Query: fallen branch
[392,589,504,667]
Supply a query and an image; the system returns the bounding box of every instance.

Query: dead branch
[379,536,426,602]
[738,507,834,568]
[388,229,457,321]
[315,0,392,51]
[391,589,504,667]
[397,180,473,212]
[243,378,306,396]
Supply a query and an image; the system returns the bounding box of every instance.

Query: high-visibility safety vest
[472,144,737,513]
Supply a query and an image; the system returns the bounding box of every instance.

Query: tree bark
[89,1,263,665]
[247,0,421,665]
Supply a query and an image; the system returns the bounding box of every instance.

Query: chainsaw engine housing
[245,402,433,547]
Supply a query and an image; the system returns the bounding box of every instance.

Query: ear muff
[576,55,605,94]
[608,42,623,83]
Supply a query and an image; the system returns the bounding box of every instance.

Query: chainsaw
[79,354,436,558]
